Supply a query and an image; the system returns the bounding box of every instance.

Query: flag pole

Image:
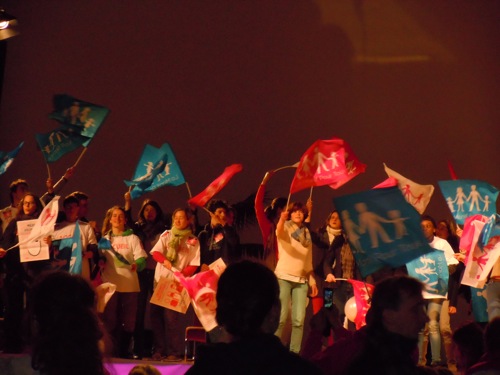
[45,163,51,180]
[72,147,88,168]
[185,182,193,199]
[274,163,298,173]
[309,186,313,200]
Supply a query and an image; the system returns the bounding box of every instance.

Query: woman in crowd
[274,201,318,354]
[125,192,168,359]
[150,207,200,361]
[0,192,44,353]
[99,205,147,358]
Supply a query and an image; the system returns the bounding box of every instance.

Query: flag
[0,141,24,175]
[290,137,366,193]
[478,213,500,249]
[18,196,59,247]
[333,186,433,277]
[406,249,449,298]
[36,128,89,163]
[57,222,83,274]
[447,160,458,180]
[438,180,499,225]
[460,215,500,288]
[49,94,110,147]
[372,177,398,189]
[98,237,130,267]
[126,143,186,199]
[346,279,374,329]
[384,163,434,214]
[188,164,243,208]
[470,286,489,323]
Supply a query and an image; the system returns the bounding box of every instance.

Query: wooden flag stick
[72,147,88,168]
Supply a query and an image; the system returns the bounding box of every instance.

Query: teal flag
[334,186,433,277]
[36,128,89,163]
[406,249,448,297]
[126,143,186,199]
[0,141,24,175]
[49,94,110,147]
[438,180,499,225]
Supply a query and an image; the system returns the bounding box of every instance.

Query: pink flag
[384,163,434,214]
[347,279,374,330]
[17,196,60,248]
[372,177,398,189]
[188,164,243,207]
[290,138,366,194]
[460,214,489,257]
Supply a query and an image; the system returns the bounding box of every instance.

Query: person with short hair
[274,201,318,354]
[186,260,322,374]
[311,275,428,375]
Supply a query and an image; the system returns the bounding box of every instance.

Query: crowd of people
[0,168,499,375]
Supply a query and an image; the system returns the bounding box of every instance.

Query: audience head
[365,275,427,340]
[70,191,90,219]
[172,207,192,231]
[28,271,105,375]
[286,201,308,222]
[206,199,229,226]
[484,317,500,355]
[102,205,128,234]
[326,210,342,230]
[18,193,43,218]
[216,260,280,338]
[138,199,164,225]
[63,194,80,222]
[9,178,29,205]
[452,321,485,374]
[128,364,161,375]
[421,214,437,242]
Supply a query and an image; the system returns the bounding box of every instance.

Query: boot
[119,331,134,359]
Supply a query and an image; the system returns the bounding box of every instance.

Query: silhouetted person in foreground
[28,271,108,375]
[311,275,429,375]
[186,260,322,375]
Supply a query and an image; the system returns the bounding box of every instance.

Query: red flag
[347,279,374,329]
[188,164,243,207]
[290,138,366,193]
[372,177,398,189]
[447,160,458,180]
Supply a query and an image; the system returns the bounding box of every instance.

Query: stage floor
[0,354,193,375]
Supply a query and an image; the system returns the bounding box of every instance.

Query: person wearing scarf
[150,208,200,361]
[274,201,318,354]
[99,205,147,359]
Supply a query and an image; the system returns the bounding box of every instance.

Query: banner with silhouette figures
[334,186,432,277]
[438,179,498,225]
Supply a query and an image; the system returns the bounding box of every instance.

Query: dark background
[0,0,499,244]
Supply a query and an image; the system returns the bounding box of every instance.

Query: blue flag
[470,285,489,323]
[333,186,433,277]
[479,213,500,249]
[438,180,499,225]
[69,222,83,275]
[0,141,24,175]
[126,143,186,199]
[36,128,89,163]
[406,249,448,297]
[49,94,110,147]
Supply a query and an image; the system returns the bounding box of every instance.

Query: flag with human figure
[0,142,24,175]
[17,196,59,248]
[460,214,500,289]
[290,137,366,194]
[438,179,499,225]
[384,163,434,214]
[173,258,226,331]
[406,249,449,298]
[188,164,243,208]
[49,94,110,147]
[333,187,432,277]
[125,143,186,199]
[36,128,90,163]
[347,279,374,329]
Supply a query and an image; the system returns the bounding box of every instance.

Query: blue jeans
[275,279,309,353]
[486,281,500,320]
[418,299,443,365]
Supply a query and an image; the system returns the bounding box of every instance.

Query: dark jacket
[186,333,322,375]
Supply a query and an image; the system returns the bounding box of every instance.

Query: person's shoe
[164,355,182,362]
